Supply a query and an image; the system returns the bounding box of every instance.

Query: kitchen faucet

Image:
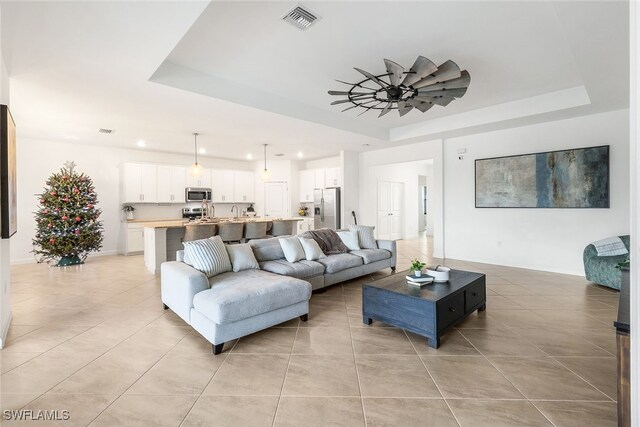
[231,205,239,219]
[201,200,210,219]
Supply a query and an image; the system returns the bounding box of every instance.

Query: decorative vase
[56,255,83,267]
[126,211,134,220]
[414,270,422,277]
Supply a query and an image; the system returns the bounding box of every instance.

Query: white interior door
[377,181,403,240]
[264,182,289,218]
[389,182,403,240]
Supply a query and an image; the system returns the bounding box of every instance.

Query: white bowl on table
[426,266,451,282]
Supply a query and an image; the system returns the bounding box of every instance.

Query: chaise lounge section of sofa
[161,234,397,354]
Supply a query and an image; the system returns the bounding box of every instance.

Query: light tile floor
[0,235,619,426]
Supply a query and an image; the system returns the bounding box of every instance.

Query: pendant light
[189,132,203,177]
[261,143,271,181]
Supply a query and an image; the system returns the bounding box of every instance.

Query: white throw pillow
[337,230,360,251]
[348,224,378,249]
[183,235,232,278]
[298,237,327,261]
[279,236,306,263]
[225,243,260,272]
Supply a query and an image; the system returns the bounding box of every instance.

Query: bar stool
[217,222,244,244]
[270,220,295,237]
[243,222,268,242]
[183,224,217,242]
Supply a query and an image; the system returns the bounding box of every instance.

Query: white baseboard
[10,249,120,265]
[444,254,584,277]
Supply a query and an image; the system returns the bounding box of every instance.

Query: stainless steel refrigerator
[314,187,341,230]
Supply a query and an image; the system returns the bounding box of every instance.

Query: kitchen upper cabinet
[211,170,234,203]
[299,169,315,202]
[314,169,325,189]
[324,167,341,187]
[233,171,255,203]
[124,163,157,203]
[157,166,186,203]
[185,169,212,188]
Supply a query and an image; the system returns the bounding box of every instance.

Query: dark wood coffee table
[363,269,486,348]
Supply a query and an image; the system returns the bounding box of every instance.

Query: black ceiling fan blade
[414,95,455,106]
[401,56,438,87]
[417,87,468,98]
[397,100,414,117]
[354,67,389,89]
[408,99,434,113]
[383,59,404,86]
[328,90,371,96]
[412,60,462,89]
[416,71,470,92]
[378,102,393,117]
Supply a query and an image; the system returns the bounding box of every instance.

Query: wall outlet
[497,241,503,247]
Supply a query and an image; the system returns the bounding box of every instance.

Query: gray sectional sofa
[249,234,397,290]
[160,234,396,354]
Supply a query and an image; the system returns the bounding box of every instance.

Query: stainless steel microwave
[185,187,212,202]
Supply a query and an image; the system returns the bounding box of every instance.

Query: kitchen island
[140,218,302,273]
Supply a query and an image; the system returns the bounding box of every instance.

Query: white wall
[359,139,445,257]
[444,109,630,275]
[301,156,340,169]
[11,137,252,263]
[340,151,359,227]
[0,3,12,348]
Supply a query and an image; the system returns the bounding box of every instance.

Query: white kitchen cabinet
[123,163,157,203]
[124,223,144,254]
[157,166,186,203]
[233,171,255,203]
[324,167,341,187]
[296,217,315,234]
[185,169,212,188]
[211,170,234,203]
[314,169,325,189]
[299,169,315,202]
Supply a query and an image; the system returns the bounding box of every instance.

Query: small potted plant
[122,204,135,220]
[410,259,426,277]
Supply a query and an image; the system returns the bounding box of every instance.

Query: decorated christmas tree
[32,161,104,266]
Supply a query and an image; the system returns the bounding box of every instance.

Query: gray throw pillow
[279,236,305,263]
[348,224,378,249]
[298,237,326,261]
[183,235,232,278]
[225,243,260,272]
[337,230,360,251]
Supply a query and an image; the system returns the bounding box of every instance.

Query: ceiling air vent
[274,153,285,157]
[283,5,320,30]
[98,128,114,134]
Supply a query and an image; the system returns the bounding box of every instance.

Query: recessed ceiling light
[137,139,146,147]
[199,147,206,154]
[246,153,253,160]
[297,152,304,158]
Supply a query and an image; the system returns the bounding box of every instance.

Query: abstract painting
[0,105,17,238]
[475,145,609,208]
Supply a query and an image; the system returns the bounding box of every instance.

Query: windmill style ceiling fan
[328,56,470,118]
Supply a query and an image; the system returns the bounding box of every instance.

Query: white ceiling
[1,1,629,161]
